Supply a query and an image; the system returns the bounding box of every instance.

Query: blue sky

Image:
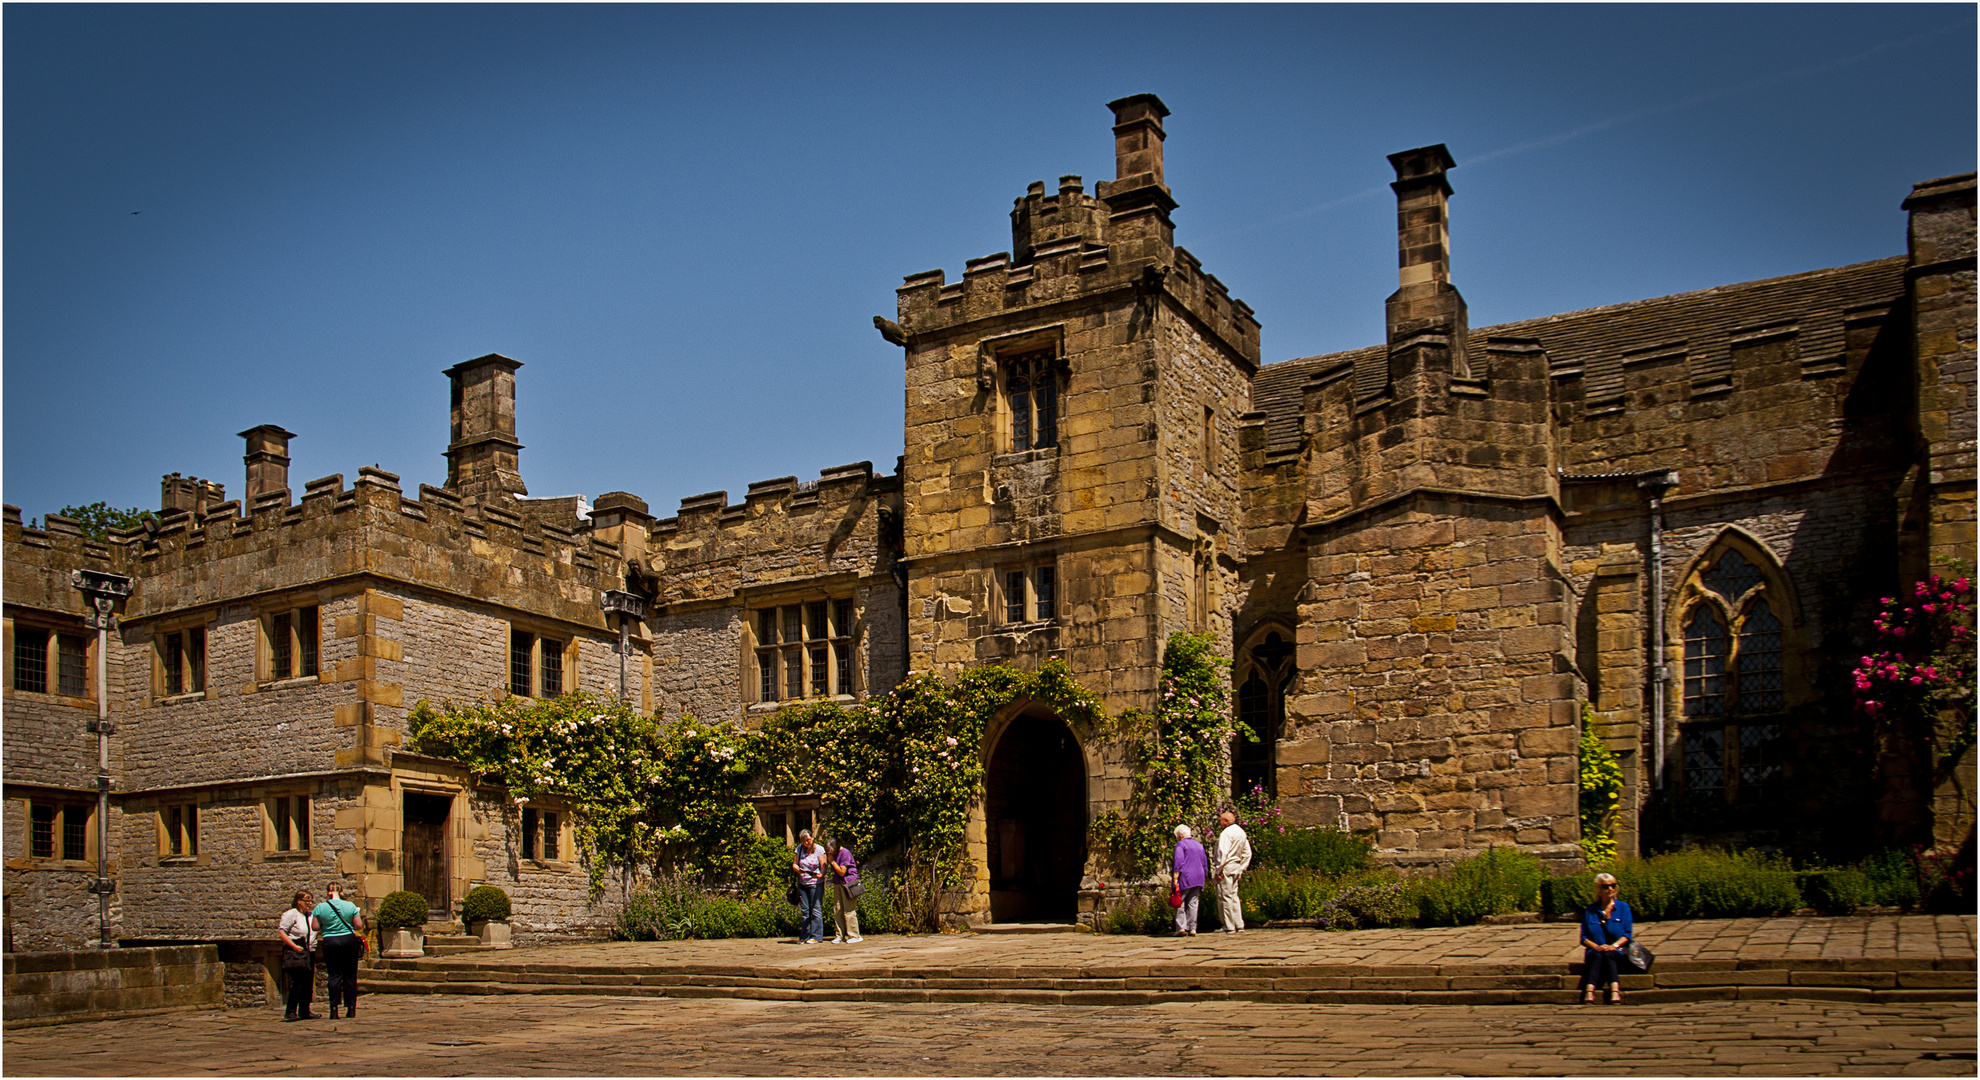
[5,4,1974,525]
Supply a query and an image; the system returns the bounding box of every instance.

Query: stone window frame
[1232,623,1297,801]
[752,796,823,848]
[982,327,1069,458]
[258,603,322,686]
[152,619,211,704]
[506,622,575,700]
[747,596,858,706]
[263,791,313,859]
[3,616,94,704]
[1669,531,1803,807]
[157,800,202,862]
[1000,563,1058,625]
[21,797,95,867]
[517,800,571,869]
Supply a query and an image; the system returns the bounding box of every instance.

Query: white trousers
[1216,874,1244,931]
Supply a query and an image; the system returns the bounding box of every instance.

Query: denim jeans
[797,882,825,942]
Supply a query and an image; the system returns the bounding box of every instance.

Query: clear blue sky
[5,4,1974,525]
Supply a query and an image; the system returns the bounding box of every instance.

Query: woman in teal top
[309,882,368,1020]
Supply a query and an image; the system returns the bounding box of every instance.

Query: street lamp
[599,590,646,703]
[72,569,132,949]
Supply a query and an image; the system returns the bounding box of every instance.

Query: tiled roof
[1251,256,1910,457]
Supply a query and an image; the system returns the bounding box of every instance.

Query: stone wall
[2,945,223,1026]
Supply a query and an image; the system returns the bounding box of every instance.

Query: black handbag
[785,883,801,906]
[280,939,312,970]
[845,878,866,901]
[1623,942,1655,974]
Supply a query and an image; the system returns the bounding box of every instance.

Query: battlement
[650,461,899,539]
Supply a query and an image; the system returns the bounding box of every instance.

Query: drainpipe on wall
[73,570,133,948]
[1635,473,1679,789]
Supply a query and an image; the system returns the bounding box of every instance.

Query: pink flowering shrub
[1852,571,1976,768]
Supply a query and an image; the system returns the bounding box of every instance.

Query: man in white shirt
[1213,810,1252,933]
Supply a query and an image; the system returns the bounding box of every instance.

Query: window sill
[155,691,209,706]
[992,448,1059,467]
[158,855,205,866]
[263,850,317,861]
[521,859,573,873]
[747,694,856,714]
[257,675,321,692]
[9,858,95,871]
[3,689,95,707]
[996,619,1059,631]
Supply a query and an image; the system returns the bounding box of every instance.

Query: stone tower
[883,95,1261,923]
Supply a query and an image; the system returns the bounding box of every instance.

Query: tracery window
[1233,629,1295,801]
[1677,545,1791,805]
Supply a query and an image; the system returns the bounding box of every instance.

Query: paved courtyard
[5,993,1974,1076]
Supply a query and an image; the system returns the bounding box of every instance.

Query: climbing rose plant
[1090,632,1240,879]
[1853,571,1976,770]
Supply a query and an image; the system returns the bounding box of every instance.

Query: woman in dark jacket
[1579,872,1634,1004]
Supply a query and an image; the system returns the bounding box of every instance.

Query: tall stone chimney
[444,353,528,500]
[239,425,295,508]
[1384,144,1470,380]
[1098,94,1178,226]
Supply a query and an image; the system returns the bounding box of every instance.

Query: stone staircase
[358,955,1975,1006]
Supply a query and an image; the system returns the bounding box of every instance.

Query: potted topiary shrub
[375,890,430,958]
[460,884,514,948]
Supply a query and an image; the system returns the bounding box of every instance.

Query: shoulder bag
[1623,942,1655,974]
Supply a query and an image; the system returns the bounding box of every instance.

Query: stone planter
[470,919,513,949]
[380,927,426,958]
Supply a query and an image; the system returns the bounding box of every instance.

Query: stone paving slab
[385,915,1976,976]
[3,994,1973,1075]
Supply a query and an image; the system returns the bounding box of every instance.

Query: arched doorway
[984,712,1087,923]
[1234,628,1295,801]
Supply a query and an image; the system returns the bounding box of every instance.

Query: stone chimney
[1098,94,1177,221]
[588,491,653,561]
[161,473,226,516]
[444,354,528,500]
[239,425,295,507]
[1384,144,1470,379]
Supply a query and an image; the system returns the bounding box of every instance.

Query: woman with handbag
[1171,824,1209,936]
[824,838,864,944]
[791,830,826,944]
[277,890,319,1021]
[310,881,368,1020]
[1578,872,1634,1004]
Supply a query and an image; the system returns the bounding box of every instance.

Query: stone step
[424,935,481,947]
[971,922,1088,935]
[424,944,496,956]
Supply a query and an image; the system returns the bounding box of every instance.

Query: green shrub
[1253,827,1372,876]
[738,833,793,898]
[824,870,907,936]
[1315,882,1414,931]
[1414,847,1545,926]
[1100,892,1172,935]
[616,876,799,941]
[375,890,429,929]
[1610,850,1801,920]
[1799,869,1876,915]
[1858,848,1922,908]
[460,885,512,924]
[1542,872,1596,919]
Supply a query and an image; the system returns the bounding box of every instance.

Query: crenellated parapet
[646,461,903,608]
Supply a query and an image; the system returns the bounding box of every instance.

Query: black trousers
[322,934,362,1010]
[283,959,314,1014]
[1581,947,1623,988]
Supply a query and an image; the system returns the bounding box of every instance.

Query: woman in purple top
[824,838,863,944]
[1172,824,1210,936]
[791,829,826,944]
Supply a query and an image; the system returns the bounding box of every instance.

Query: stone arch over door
[1233,621,1297,802]
[979,703,1091,924]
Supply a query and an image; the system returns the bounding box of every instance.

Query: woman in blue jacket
[1579,872,1633,1004]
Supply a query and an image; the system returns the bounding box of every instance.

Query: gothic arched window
[1233,629,1295,801]
[1676,543,1792,805]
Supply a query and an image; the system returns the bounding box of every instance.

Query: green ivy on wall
[1578,704,1623,866]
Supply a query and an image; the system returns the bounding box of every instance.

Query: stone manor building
[5,96,1974,948]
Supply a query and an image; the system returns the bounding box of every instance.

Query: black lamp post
[600,590,646,702]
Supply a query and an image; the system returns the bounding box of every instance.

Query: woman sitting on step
[1578,872,1633,1005]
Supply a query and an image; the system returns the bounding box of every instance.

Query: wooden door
[402,793,450,916]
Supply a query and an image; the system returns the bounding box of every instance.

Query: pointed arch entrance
[984,710,1087,923]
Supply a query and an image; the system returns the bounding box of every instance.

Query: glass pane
[758,608,779,645]
[1007,570,1027,623]
[540,640,563,697]
[759,652,779,702]
[782,607,801,645]
[272,612,293,680]
[1011,386,1031,452]
[297,608,319,678]
[834,600,854,639]
[1738,722,1784,799]
[807,601,827,641]
[510,632,533,697]
[1034,567,1055,620]
[63,806,86,861]
[521,808,537,859]
[188,805,198,855]
[1736,599,1783,713]
[31,804,54,858]
[296,796,310,850]
[188,628,206,692]
[1682,606,1727,717]
[274,797,292,852]
[57,635,87,697]
[543,812,559,860]
[1703,549,1762,604]
[784,649,802,701]
[168,806,184,856]
[165,634,185,696]
[810,645,828,697]
[1683,727,1725,798]
[1035,380,1057,449]
[834,640,852,695]
[13,631,47,694]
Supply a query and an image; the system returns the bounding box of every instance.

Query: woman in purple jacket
[1171,824,1210,936]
